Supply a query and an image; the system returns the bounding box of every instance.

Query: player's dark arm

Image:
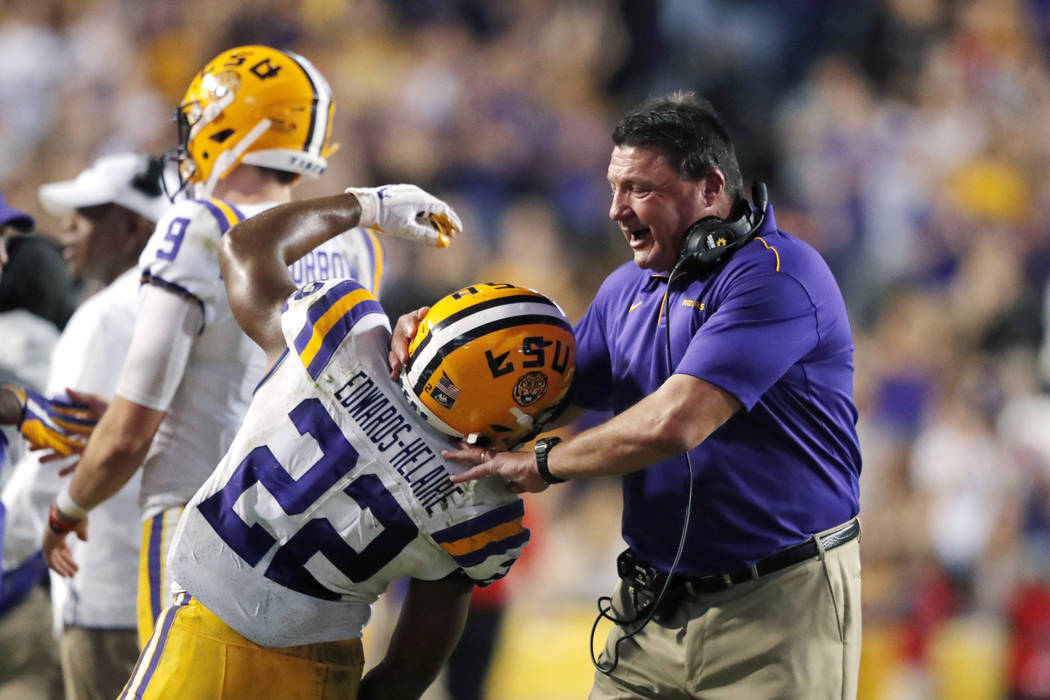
[219,193,365,363]
[358,573,474,700]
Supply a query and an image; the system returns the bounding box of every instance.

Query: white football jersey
[128,199,383,516]
[168,279,527,647]
[1,267,142,629]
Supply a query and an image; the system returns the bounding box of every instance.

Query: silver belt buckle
[819,519,858,551]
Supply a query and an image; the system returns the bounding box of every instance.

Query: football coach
[417,91,863,699]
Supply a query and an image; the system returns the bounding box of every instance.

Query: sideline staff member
[439,92,862,698]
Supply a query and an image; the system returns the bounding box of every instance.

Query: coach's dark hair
[612,92,744,200]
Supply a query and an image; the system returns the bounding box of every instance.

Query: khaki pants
[591,534,861,700]
[60,627,139,700]
[0,587,62,700]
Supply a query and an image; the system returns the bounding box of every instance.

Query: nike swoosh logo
[628,301,643,313]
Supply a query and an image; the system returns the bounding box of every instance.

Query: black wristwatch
[534,436,565,485]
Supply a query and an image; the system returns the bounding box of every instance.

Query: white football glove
[346,184,462,248]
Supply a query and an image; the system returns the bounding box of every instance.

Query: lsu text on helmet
[401,283,575,451]
[176,45,337,197]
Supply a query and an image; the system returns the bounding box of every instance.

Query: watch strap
[535,436,565,484]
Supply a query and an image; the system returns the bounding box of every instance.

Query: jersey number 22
[197,397,418,600]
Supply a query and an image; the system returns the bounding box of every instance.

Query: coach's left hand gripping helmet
[174,45,338,198]
[401,283,576,451]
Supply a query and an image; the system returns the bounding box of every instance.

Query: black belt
[619,519,861,605]
[678,518,861,594]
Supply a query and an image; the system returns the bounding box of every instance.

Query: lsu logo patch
[512,371,548,407]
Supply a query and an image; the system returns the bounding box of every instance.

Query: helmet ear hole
[402,283,576,449]
[210,129,235,143]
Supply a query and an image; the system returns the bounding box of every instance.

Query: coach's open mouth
[628,227,650,247]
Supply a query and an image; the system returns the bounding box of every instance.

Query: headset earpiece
[674,181,769,275]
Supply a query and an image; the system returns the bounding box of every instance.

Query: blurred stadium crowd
[3,0,1050,697]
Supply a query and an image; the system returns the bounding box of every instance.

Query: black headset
[672,181,769,276]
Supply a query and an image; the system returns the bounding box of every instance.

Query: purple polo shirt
[573,204,861,575]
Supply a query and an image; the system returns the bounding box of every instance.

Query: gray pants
[590,531,862,699]
[60,626,139,700]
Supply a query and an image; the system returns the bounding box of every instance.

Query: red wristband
[48,503,81,535]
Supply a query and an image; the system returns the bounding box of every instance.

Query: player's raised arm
[220,186,462,363]
[219,193,362,362]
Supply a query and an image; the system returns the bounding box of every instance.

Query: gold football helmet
[175,45,337,197]
[401,283,576,450]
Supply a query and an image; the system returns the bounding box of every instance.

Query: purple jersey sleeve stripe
[448,530,530,568]
[304,297,385,380]
[197,199,233,234]
[140,272,207,334]
[224,201,245,223]
[432,500,525,543]
[292,280,369,354]
[195,198,244,235]
[253,349,289,396]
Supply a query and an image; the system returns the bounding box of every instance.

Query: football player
[115,187,573,699]
[39,45,404,647]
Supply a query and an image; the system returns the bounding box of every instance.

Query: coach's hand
[388,306,429,379]
[444,443,550,494]
[347,184,462,248]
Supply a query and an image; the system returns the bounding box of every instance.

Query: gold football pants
[119,593,364,699]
